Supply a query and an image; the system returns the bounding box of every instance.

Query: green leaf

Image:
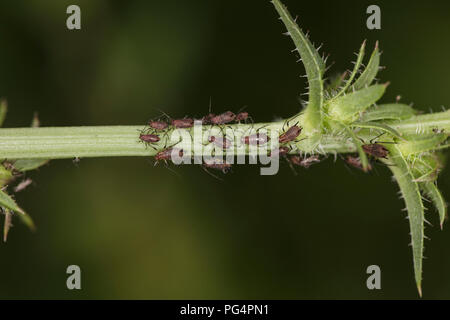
[361,103,417,122]
[0,165,13,186]
[327,84,387,123]
[0,189,24,214]
[295,133,322,153]
[0,190,35,231]
[334,41,365,97]
[17,210,35,231]
[411,155,441,183]
[325,72,347,95]
[12,159,49,172]
[385,145,425,296]
[397,134,448,156]
[351,122,404,140]
[435,143,450,151]
[353,42,380,90]
[390,109,450,135]
[272,0,325,134]
[0,99,7,127]
[420,182,447,229]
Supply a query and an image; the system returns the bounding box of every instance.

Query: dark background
[0,0,449,299]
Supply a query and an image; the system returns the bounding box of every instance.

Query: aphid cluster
[139,118,171,148]
[139,111,324,178]
[140,109,250,175]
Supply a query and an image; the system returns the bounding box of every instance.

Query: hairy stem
[0,110,449,160]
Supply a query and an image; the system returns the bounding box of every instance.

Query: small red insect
[208,136,232,149]
[210,111,236,125]
[14,178,33,193]
[242,133,270,145]
[288,155,302,166]
[148,120,168,131]
[171,118,194,128]
[362,143,389,158]
[139,134,160,143]
[155,148,183,162]
[235,112,249,123]
[203,159,232,174]
[301,155,320,168]
[345,156,372,171]
[270,146,290,157]
[279,125,302,144]
[288,155,321,168]
[202,113,216,125]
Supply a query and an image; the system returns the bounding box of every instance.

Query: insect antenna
[236,105,247,114]
[285,156,299,176]
[155,108,172,122]
[209,96,213,114]
[367,132,398,145]
[163,163,182,179]
[201,166,224,181]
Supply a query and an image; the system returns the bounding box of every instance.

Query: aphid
[270,146,290,157]
[73,157,81,166]
[202,113,216,125]
[148,120,168,131]
[288,155,321,168]
[279,125,302,144]
[31,112,40,128]
[288,155,302,166]
[139,134,160,143]
[210,111,236,125]
[235,111,249,123]
[14,178,33,193]
[362,143,389,158]
[299,155,321,168]
[208,136,232,149]
[155,148,183,162]
[241,133,270,145]
[432,127,445,134]
[345,156,372,171]
[171,118,194,128]
[202,159,232,174]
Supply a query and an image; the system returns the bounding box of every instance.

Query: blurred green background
[0,0,449,299]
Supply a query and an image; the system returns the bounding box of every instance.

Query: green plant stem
[0,110,449,160]
[390,110,450,135]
